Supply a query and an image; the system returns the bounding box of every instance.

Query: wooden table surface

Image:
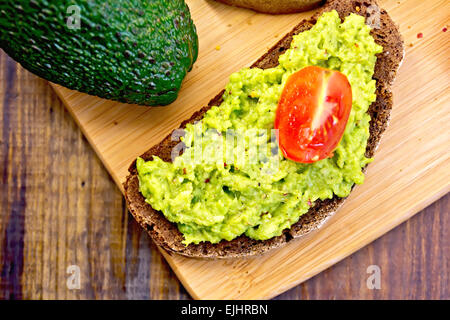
[0,49,448,300]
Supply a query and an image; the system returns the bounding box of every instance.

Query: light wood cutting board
[51,0,450,299]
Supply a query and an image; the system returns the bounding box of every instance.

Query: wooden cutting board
[51,0,450,299]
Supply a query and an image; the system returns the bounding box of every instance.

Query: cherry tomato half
[274,66,352,163]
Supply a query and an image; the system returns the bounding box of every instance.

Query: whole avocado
[0,0,198,106]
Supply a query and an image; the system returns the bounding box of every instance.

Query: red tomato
[274,66,352,163]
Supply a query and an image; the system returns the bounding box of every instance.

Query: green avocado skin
[0,0,199,106]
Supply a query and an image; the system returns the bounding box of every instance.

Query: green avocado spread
[136,11,383,245]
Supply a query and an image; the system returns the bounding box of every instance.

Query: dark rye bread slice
[124,0,404,259]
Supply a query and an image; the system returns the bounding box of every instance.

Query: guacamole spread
[137,11,383,245]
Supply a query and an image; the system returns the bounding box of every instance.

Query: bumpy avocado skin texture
[0,0,198,106]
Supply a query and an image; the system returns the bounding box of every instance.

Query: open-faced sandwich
[124,0,404,258]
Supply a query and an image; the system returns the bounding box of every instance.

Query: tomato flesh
[275,66,352,163]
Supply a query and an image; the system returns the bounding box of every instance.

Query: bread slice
[215,0,324,14]
[124,0,404,259]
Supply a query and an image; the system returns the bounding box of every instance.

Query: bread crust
[124,0,404,259]
[214,0,324,14]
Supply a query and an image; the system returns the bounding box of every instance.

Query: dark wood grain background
[0,50,448,300]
